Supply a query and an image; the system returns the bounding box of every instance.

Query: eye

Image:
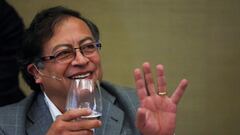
[82,44,95,49]
[81,43,96,53]
[54,49,74,60]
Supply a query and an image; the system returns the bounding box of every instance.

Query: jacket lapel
[95,87,124,135]
[99,81,141,135]
[26,92,53,135]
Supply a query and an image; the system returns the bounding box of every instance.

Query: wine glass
[66,79,102,119]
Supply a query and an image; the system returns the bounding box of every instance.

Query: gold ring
[158,91,167,96]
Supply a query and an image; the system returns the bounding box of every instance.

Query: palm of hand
[139,95,177,135]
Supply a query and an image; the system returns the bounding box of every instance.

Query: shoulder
[0,92,37,126]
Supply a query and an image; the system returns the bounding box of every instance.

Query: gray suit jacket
[0,81,141,135]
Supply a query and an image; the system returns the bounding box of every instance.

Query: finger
[134,68,147,102]
[67,119,101,131]
[60,108,92,121]
[135,108,147,129]
[65,129,93,135]
[156,64,167,93]
[142,62,156,95]
[171,79,188,104]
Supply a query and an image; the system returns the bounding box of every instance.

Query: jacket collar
[26,92,53,135]
[95,85,124,135]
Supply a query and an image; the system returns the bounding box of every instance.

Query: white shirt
[43,92,62,121]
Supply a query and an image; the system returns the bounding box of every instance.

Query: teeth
[72,73,90,79]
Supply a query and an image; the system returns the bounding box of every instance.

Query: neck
[45,93,67,113]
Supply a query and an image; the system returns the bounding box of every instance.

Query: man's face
[37,17,102,102]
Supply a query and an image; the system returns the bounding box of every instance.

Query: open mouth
[70,72,91,79]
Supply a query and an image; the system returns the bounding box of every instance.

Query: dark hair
[18,6,100,92]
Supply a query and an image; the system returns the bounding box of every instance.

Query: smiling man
[0,6,188,135]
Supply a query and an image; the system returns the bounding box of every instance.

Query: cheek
[41,65,69,91]
[44,63,68,78]
[96,61,103,80]
[91,54,103,80]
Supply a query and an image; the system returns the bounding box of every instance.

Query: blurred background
[8,0,240,134]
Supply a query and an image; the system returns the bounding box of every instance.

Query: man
[0,6,188,135]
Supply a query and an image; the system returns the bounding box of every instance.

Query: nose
[71,49,89,66]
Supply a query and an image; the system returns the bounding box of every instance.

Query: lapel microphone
[33,64,63,81]
[40,73,62,81]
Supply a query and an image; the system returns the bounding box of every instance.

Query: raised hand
[134,62,188,135]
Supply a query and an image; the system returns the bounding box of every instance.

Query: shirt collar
[43,92,62,121]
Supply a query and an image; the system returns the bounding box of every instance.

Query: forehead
[54,16,91,34]
[42,17,94,54]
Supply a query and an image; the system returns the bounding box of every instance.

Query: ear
[27,64,42,84]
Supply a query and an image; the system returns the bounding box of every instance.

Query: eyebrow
[78,37,94,45]
[51,37,94,53]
